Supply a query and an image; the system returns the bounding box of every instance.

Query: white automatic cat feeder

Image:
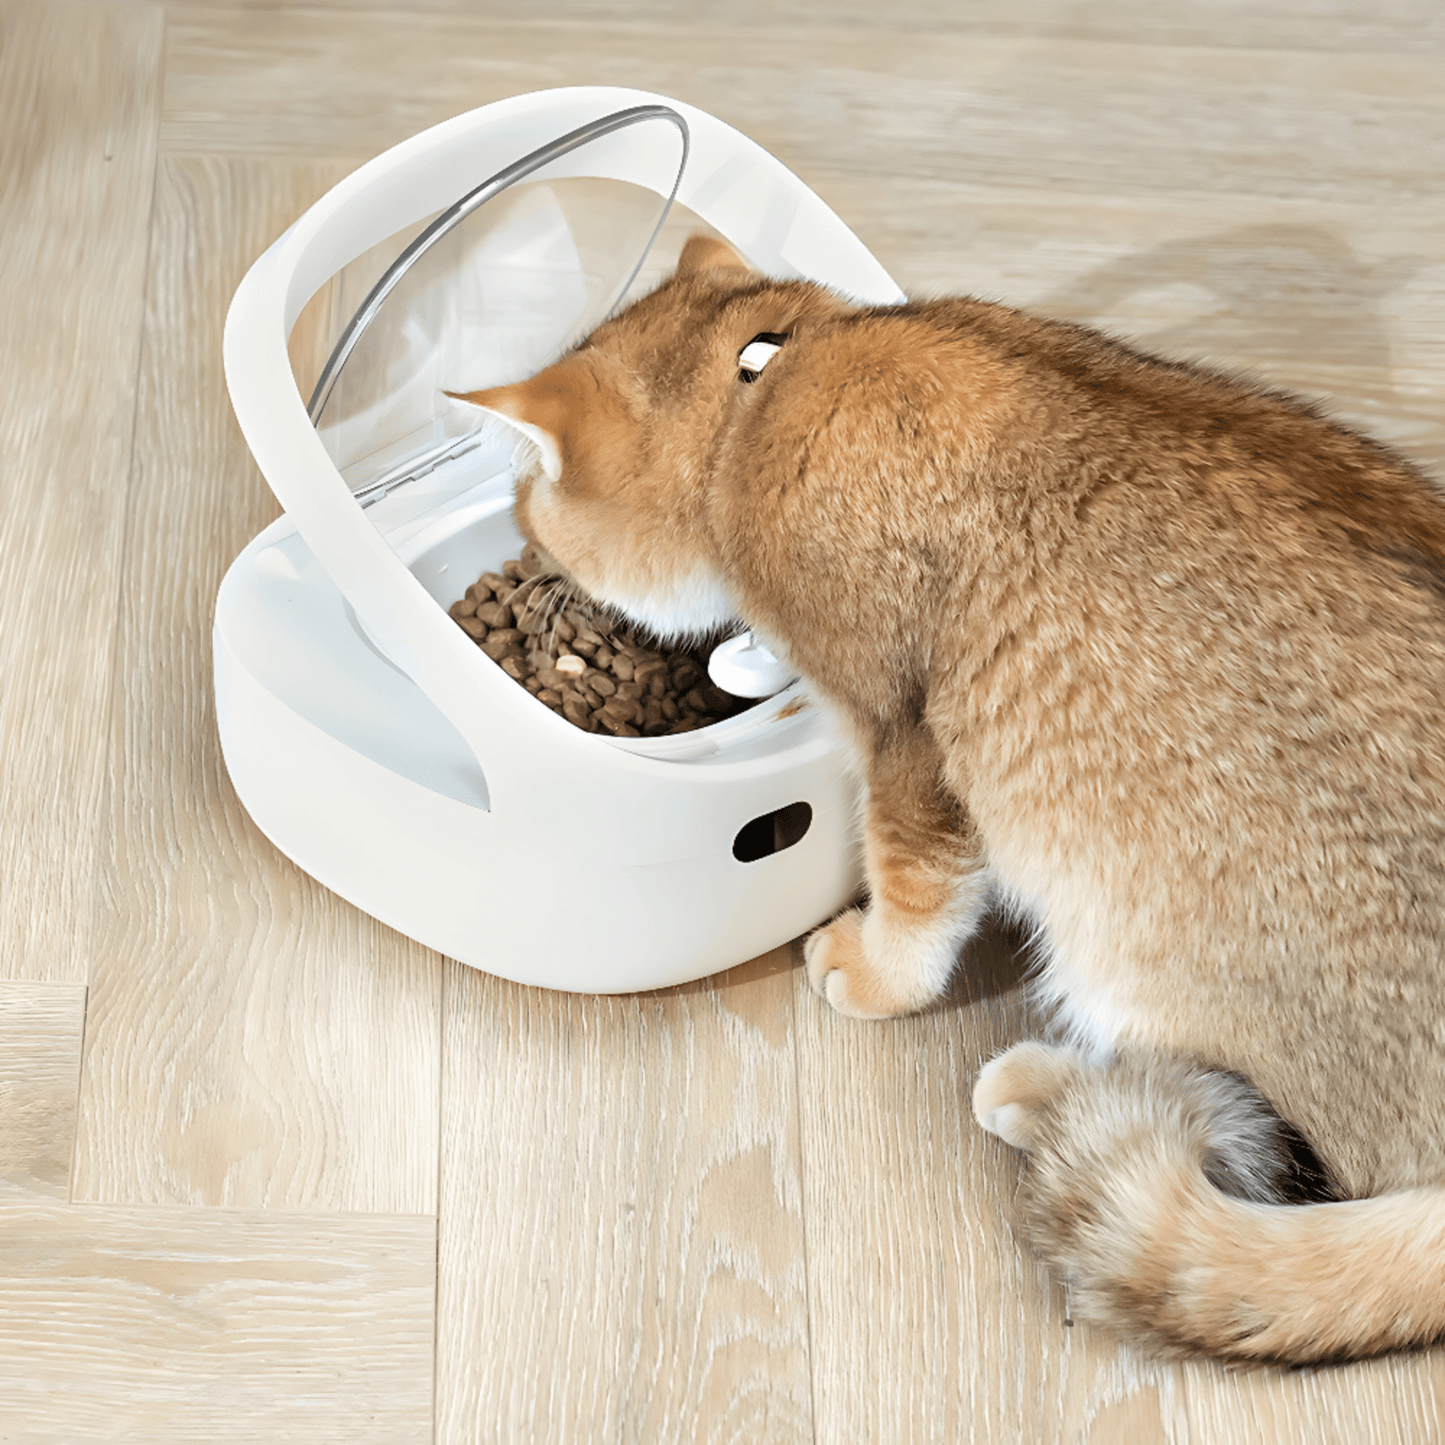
[217,87,905,991]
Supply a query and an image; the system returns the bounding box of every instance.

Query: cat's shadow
[944,916,1034,1010]
[1037,222,1422,386]
[657,914,1031,1011]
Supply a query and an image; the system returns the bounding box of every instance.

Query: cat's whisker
[538,579,568,653]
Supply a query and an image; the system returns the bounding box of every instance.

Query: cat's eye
[737,332,788,383]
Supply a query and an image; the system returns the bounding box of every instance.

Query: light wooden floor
[2,0,1443,1439]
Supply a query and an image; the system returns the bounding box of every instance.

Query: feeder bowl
[217,87,905,992]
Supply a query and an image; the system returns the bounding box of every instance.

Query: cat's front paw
[803,908,939,1019]
[973,1042,1086,1149]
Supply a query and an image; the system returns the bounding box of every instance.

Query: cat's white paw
[805,910,872,1016]
[804,909,935,1019]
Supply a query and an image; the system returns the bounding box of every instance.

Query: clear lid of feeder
[308,106,689,512]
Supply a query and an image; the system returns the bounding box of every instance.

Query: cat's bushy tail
[973,1044,1445,1363]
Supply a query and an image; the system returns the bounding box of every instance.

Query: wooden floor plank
[0,982,87,1199]
[70,154,442,1214]
[435,949,812,1445]
[160,0,1444,55]
[0,1201,434,1444]
[1178,1356,1444,1445]
[0,0,164,983]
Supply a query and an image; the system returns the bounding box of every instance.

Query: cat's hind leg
[805,727,990,1017]
[973,1043,1294,1202]
[973,1041,1089,1148]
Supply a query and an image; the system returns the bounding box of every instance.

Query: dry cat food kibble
[448,543,755,738]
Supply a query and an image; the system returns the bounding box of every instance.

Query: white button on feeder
[709,632,795,698]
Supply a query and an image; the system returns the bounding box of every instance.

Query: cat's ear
[676,233,751,277]
[445,381,564,483]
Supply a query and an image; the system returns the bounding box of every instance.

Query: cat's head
[450,235,847,641]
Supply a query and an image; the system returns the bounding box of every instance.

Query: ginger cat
[456,234,1445,1364]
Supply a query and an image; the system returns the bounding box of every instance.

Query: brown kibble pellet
[451,597,478,618]
[457,615,485,638]
[590,673,617,698]
[475,601,510,628]
[611,654,635,682]
[603,698,640,725]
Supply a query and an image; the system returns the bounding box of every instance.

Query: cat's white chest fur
[1033,957,1135,1061]
[997,880,1142,1062]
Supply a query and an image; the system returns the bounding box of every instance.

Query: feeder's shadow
[642,940,796,1006]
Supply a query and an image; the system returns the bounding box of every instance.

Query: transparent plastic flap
[309,107,688,512]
